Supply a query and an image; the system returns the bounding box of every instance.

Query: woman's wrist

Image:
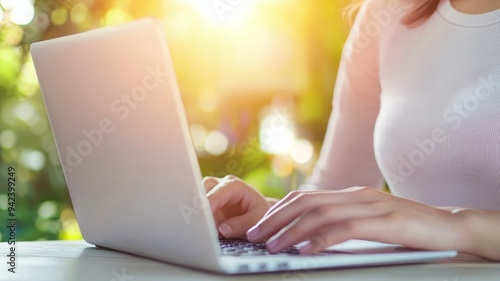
[448,208,477,255]
[450,208,500,260]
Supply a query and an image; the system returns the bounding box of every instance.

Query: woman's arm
[204,175,500,260]
[246,187,500,261]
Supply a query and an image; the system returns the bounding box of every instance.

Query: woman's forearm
[454,208,500,260]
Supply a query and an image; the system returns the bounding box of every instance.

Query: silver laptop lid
[31,18,223,272]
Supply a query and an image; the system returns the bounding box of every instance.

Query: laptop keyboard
[219,239,300,256]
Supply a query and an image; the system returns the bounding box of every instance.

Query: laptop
[31,18,457,274]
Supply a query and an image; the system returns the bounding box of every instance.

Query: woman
[203,0,500,260]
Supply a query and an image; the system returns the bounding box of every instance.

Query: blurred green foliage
[0,0,348,241]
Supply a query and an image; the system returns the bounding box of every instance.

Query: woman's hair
[346,0,441,25]
[400,0,440,25]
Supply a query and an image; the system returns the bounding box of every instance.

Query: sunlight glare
[185,0,256,26]
[104,8,131,26]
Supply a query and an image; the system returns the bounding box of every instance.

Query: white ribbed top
[307,0,500,209]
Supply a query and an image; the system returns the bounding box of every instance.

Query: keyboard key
[219,239,300,256]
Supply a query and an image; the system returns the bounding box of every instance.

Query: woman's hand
[246,187,469,255]
[203,175,271,239]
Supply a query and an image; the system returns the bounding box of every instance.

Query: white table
[1,240,499,281]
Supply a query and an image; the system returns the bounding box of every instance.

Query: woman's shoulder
[359,0,412,22]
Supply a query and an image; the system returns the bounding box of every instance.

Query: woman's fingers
[247,192,321,242]
[206,176,270,232]
[219,208,267,238]
[248,187,379,242]
[294,197,462,254]
[204,179,460,256]
[202,176,219,193]
[299,215,394,254]
[264,190,329,218]
[206,179,246,213]
[203,175,241,193]
[264,186,377,219]
[265,202,391,253]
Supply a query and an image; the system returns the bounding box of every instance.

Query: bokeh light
[185,0,256,25]
[51,7,68,26]
[33,12,50,30]
[38,201,58,219]
[20,149,46,171]
[0,0,15,10]
[205,130,229,156]
[104,8,131,26]
[0,130,16,149]
[70,3,88,25]
[13,101,38,125]
[290,139,314,164]
[11,0,35,25]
